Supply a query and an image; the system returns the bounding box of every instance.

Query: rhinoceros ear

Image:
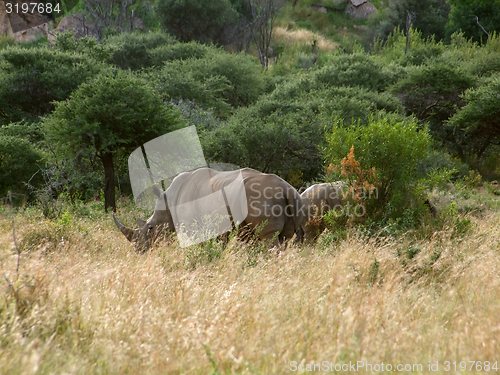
[137,218,147,227]
[152,184,163,198]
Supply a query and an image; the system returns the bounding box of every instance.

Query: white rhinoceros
[113,167,305,250]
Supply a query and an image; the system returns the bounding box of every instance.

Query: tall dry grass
[0,205,499,374]
[273,27,338,52]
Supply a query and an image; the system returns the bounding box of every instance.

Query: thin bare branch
[8,191,21,279]
[469,15,490,41]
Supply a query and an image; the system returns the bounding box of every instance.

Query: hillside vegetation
[1,0,500,373]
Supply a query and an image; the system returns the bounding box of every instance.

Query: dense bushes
[445,0,500,42]
[150,49,265,117]
[104,31,178,70]
[156,0,236,44]
[2,15,499,217]
[313,54,398,92]
[0,124,43,198]
[390,60,475,155]
[0,47,103,125]
[201,105,324,183]
[447,73,500,161]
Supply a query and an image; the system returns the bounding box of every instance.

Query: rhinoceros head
[113,184,174,252]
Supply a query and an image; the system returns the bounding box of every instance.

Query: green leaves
[0,46,103,125]
[151,49,264,118]
[446,0,500,43]
[43,69,180,177]
[0,124,43,197]
[45,69,182,157]
[43,69,184,210]
[313,54,398,92]
[156,0,236,44]
[202,105,324,182]
[447,73,500,159]
[325,117,431,216]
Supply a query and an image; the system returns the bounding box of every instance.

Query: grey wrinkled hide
[114,168,305,251]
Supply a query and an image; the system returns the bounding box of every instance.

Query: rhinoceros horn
[113,213,138,242]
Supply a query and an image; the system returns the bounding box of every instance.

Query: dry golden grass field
[1,189,500,374]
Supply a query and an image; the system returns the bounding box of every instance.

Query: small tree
[390,61,475,157]
[445,0,500,43]
[44,70,182,212]
[79,0,146,39]
[447,73,500,161]
[313,53,398,92]
[250,0,284,69]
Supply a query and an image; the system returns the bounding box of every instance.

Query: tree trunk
[477,134,493,161]
[405,11,413,55]
[101,152,116,213]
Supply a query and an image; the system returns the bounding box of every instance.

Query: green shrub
[312,53,397,92]
[315,87,404,123]
[185,238,226,269]
[418,149,469,177]
[368,1,450,46]
[425,167,458,191]
[447,73,500,161]
[202,105,325,182]
[268,82,404,126]
[372,28,446,66]
[156,0,236,44]
[0,36,15,50]
[0,132,43,199]
[445,0,500,43]
[149,42,209,66]
[442,201,474,238]
[53,32,114,62]
[150,66,233,117]
[463,169,483,188]
[19,220,74,254]
[390,60,474,124]
[0,47,103,124]
[152,48,264,117]
[104,31,177,70]
[324,116,431,218]
[390,60,475,157]
[487,183,500,196]
[464,51,500,77]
